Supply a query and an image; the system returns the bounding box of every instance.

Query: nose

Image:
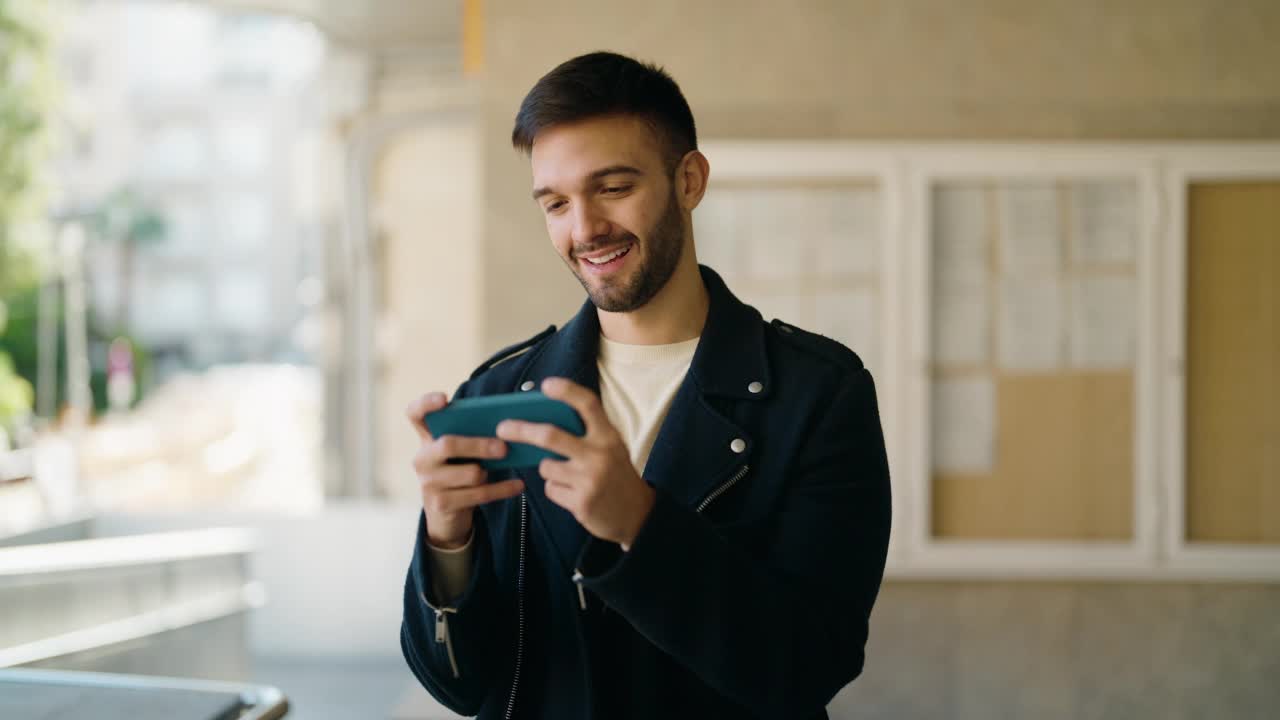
[569,198,613,248]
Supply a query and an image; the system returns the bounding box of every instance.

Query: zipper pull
[434,609,461,678]
[571,569,587,610]
[435,609,448,643]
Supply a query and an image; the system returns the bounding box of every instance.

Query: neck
[597,258,709,345]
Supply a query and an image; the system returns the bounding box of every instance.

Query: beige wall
[375,116,483,500]
[477,0,1280,348]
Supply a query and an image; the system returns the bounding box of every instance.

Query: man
[402,51,891,719]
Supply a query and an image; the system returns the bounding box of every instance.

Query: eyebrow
[531,164,644,201]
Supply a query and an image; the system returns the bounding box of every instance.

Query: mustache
[573,233,637,258]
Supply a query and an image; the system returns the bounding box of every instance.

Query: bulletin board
[1185,181,1280,544]
[696,140,1280,580]
[928,180,1139,541]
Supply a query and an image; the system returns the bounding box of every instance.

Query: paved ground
[250,655,461,720]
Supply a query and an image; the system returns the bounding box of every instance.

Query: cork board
[933,372,1134,540]
[1185,181,1280,544]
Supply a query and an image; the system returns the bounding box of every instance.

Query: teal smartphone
[423,390,586,471]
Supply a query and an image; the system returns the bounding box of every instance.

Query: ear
[674,150,710,212]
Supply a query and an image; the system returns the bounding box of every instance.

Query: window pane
[219,192,271,251]
[135,277,208,339]
[216,122,270,175]
[138,126,209,182]
[216,271,271,333]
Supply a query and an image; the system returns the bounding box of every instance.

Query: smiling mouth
[578,243,633,272]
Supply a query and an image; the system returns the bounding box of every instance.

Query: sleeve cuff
[426,528,476,605]
[576,487,677,583]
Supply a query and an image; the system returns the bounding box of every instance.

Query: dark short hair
[511,51,697,172]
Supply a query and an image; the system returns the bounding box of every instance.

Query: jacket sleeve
[576,367,892,717]
[400,381,514,716]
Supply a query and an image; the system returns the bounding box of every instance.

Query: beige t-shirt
[596,334,699,475]
[426,333,700,604]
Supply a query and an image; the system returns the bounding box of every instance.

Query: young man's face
[529,115,687,313]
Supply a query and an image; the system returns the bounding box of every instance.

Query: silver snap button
[748,381,763,394]
[730,438,746,453]
[520,380,535,391]
[779,325,794,334]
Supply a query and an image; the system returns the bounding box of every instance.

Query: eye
[544,199,566,213]
[601,185,631,196]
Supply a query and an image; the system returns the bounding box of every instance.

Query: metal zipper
[503,493,528,720]
[571,569,587,610]
[695,465,750,513]
[433,606,460,678]
[419,588,461,679]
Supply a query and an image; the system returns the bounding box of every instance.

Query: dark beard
[571,189,685,313]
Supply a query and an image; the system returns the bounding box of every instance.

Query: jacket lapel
[639,378,751,511]
[512,265,771,575]
[641,266,772,510]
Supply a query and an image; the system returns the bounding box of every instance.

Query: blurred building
[52,1,333,375]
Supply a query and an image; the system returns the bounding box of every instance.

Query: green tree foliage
[0,0,54,433]
[2,4,164,433]
[0,310,34,431]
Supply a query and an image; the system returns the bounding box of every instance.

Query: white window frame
[701,140,1280,581]
[1160,145,1280,581]
[899,145,1163,579]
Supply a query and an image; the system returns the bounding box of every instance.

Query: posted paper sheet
[931,377,996,474]
[1000,182,1061,273]
[998,274,1063,371]
[823,186,881,276]
[1070,180,1137,267]
[1069,274,1136,370]
[933,279,990,366]
[932,184,988,284]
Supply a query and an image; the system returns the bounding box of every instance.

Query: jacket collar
[687,264,772,400]
[522,264,772,401]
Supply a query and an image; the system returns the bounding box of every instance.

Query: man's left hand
[495,377,655,550]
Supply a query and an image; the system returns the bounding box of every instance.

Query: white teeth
[584,246,629,265]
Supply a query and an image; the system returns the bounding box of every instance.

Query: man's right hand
[408,392,525,549]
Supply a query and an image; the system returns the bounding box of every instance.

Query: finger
[435,435,508,463]
[415,438,506,474]
[407,392,449,441]
[495,419,582,457]
[538,457,572,484]
[543,478,577,513]
[540,377,608,435]
[437,478,525,512]
[417,462,487,490]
